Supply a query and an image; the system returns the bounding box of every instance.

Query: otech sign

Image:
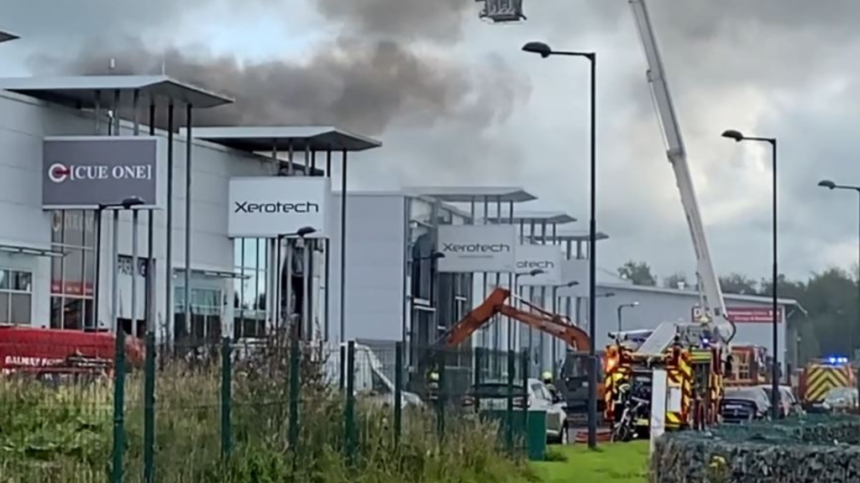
[517,260,555,270]
[440,242,511,255]
[436,225,518,273]
[232,201,321,214]
[227,177,331,239]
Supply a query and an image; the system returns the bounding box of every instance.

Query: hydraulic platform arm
[441,287,591,352]
[628,0,735,342]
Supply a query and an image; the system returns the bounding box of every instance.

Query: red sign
[51,281,94,296]
[692,306,784,324]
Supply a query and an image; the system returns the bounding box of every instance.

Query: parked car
[463,378,568,443]
[756,385,802,418]
[721,386,771,424]
[822,387,859,413]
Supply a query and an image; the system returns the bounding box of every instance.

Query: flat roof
[481,211,577,225]
[403,186,536,203]
[531,230,610,242]
[599,282,797,306]
[0,30,18,43]
[0,75,233,109]
[186,126,382,152]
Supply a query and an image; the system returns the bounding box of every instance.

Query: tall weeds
[0,342,530,483]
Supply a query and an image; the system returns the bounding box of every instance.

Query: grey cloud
[314,0,473,42]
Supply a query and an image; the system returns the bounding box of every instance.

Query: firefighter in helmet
[542,370,559,401]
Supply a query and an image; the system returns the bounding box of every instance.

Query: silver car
[464,378,568,443]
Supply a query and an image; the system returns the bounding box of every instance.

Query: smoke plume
[31,0,528,137]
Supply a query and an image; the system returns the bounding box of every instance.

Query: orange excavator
[437,287,600,425]
[441,287,590,351]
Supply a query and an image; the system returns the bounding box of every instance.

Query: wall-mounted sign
[437,225,517,273]
[42,136,162,209]
[555,258,590,297]
[516,244,562,286]
[228,177,331,239]
[693,306,784,324]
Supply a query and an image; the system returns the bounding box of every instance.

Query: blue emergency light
[826,356,849,365]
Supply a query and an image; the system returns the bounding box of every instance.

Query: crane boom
[628,0,735,342]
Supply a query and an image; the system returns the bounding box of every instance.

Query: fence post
[436,350,447,441]
[339,344,346,391]
[288,332,300,450]
[110,329,126,483]
[345,341,357,465]
[506,349,515,452]
[143,332,156,482]
[221,337,233,459]
[474,347,483,414]
[521,349,529,453]
[394,342,403,447]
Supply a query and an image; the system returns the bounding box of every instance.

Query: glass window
[50,209,96,331]
[0,269,33,325]
[10,294,31,325]
[0,295,8,324]
[12,271,32,292]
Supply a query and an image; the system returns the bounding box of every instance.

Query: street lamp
[523,40,599,448]
[414,251,445,262]
[515,268,545,282]
[722,128,780,419]
[596,292,616,299]
[818,179,860,358]
[616,301,640,332]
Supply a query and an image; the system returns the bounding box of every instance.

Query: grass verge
[530,442,649,483]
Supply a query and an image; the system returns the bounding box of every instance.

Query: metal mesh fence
[1,336,534,482]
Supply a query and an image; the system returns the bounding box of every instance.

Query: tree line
[617,260,860,364]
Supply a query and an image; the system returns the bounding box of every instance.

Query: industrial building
[0,72,794,375]
[0,75,379,349]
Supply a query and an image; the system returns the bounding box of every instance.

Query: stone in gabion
[650,416,860,483]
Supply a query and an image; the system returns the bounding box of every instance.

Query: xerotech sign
[437,225,517,273]
[516,244,562,286]
[228,177,331,238]
[42,137,161,208]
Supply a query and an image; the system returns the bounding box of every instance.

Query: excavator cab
[559,350,603,427]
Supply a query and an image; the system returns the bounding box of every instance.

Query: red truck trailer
[0,325,144,376]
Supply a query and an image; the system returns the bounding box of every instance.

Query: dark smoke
[32,0,527,137]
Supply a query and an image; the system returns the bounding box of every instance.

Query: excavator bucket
[444,287,511,347]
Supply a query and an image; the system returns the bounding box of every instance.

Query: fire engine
[0,325,145,380]
[797,357,856,409]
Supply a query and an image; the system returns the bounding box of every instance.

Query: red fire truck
[0,325,145,379]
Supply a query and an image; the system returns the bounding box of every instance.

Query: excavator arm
[441,287,591,352]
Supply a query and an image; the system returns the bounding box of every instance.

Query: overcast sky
[2,0,859,284]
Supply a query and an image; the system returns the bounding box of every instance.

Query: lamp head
[296,226,316,238]
[121,196,145,209]
[721,129,745,142]
[632,301,640,307]
[529,268,545,277]
[431,252,446,260]
[566,280,580,287]
[522,41,553,58]
[818,179,837,190]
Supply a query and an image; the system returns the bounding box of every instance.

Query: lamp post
[551,281,580,370]
[818,179,860,359]
[616,301,640,332]
[101,196,144,483]
[523,40,599,448]
[722,129,779,419]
